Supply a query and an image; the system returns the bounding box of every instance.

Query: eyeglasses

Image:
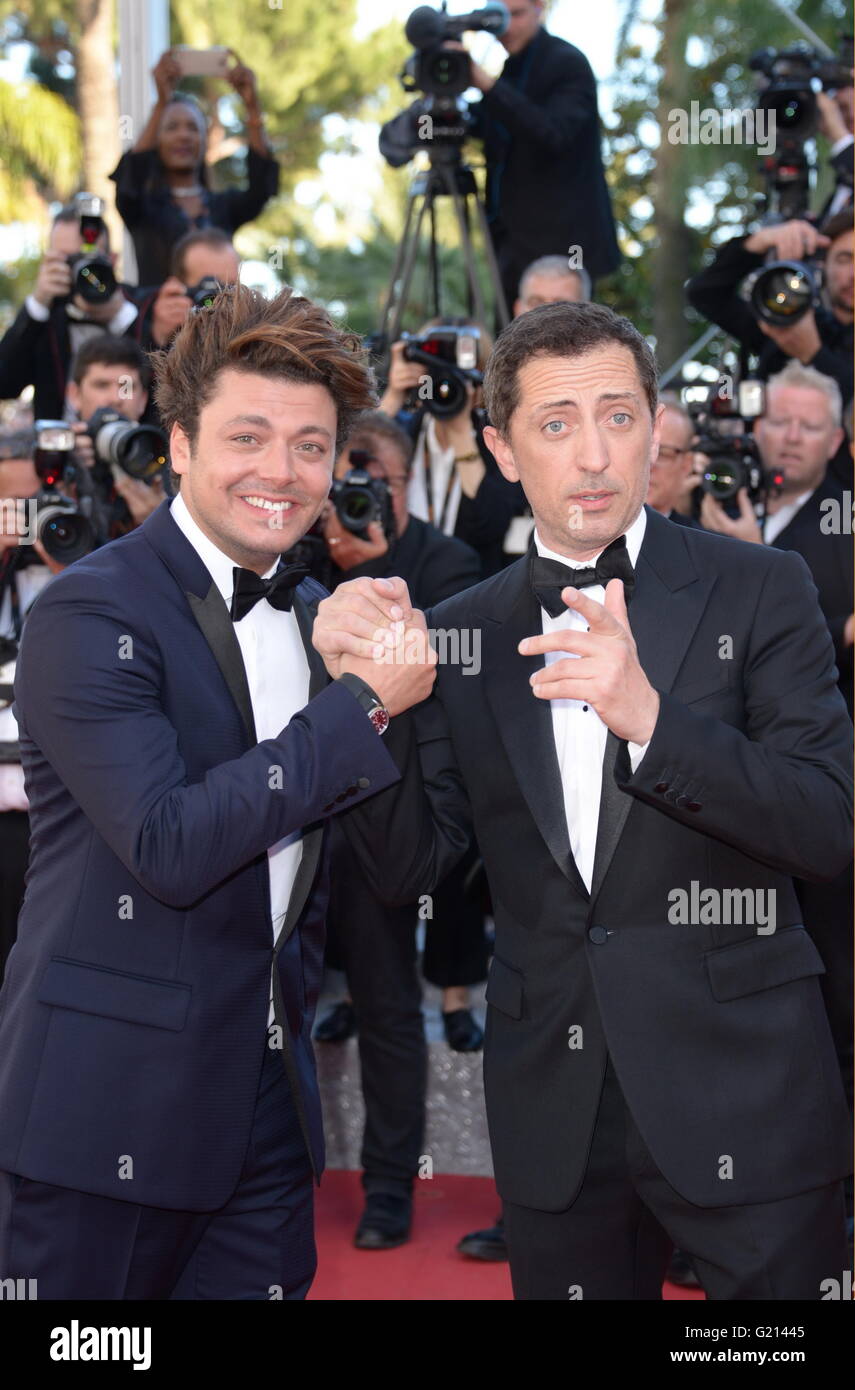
[656,445,691,462]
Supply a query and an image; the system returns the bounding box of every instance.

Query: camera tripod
[379,146,509,345]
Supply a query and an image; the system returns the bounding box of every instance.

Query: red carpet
[310,1170,705,1300]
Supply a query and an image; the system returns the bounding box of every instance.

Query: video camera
[32,421,97,564]
[749,37,853,218]
[683,379,782,512]
[66,193,117,306]
[401,324,482,418]
[381,2,509,166]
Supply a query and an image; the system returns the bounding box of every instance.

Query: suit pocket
[485,955,524,1020]
[671,670,732,705]
[704,926,825,1003]
[38,957,191,1032]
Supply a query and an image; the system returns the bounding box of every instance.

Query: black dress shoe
[667,1248,701,1288]
[442,1007,484,1052]
[457,1216,508,1261]
[313,1001,356,1042]
[354,1193,412,1250]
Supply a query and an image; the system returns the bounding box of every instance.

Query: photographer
[313,410,487,1250]
[0,431,68,981]
[379,319,523,577]
[66,338,165,535]
[685,209,854,417]
[0,203,141,421]
[460,0,620,307]
[110,49,278,286]
[817,84,854,220]
[144,229,241,351]
[645,394,703,527]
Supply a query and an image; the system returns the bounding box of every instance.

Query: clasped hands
[315,575,660,744]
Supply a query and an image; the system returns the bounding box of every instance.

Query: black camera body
[750,42,853,145]
[87,408,169,482]
[186,276,223,310]
[330,465,396,543]
[401,325,482,418]
[66,193,116,306]
[684,380,782,511]
[403,3,509,98]
[32,420,97,564]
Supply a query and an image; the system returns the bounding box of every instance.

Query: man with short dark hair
[0,206,143,420]
[144,230,241,351]
[0,285,436,1300]
[645,395,701,526]
[323,300,853,1299]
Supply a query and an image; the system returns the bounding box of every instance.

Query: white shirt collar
[169,490,278,609]
[533,506,647,569]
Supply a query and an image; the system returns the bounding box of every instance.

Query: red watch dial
[368,705,390,737]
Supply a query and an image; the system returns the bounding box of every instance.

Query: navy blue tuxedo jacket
[0,499,401,1211]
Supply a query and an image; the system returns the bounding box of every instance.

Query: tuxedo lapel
[293,588,329,701]
[481,563,589,896]
[185,585,257,745]
[589,508,715,901]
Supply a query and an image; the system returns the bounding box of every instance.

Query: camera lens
[702,460,740,501]
[37,506,96,564]
[750,262,814,326]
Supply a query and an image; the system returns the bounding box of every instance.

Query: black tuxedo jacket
[470,28,621,282]
[770,476,853,715]
[345,507,853,1212]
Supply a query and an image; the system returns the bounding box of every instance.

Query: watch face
[368,705,390,737]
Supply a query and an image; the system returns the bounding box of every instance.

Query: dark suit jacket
[344,507,853,1212]
[331,514,481,609]
[470,28,620,282]
[770,475,854,715]
[0,499,401,1211]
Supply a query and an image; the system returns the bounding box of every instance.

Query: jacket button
[653,781,669,794]
[346,785,358,796]
[675,794,690,808]
[357,777,370,789]
[322,803,335,813]
[335,792,348,803]
[686,800,702,812]
[588,925,609,944]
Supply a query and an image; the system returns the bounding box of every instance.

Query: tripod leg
[388,191,432,344]
[438,164,489,328]
[471,198,510,328]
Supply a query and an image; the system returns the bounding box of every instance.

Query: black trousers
[0,1036,315,1300]
[503,1055,847,1301]
[0,810,29,985]
[327,828,427,1196]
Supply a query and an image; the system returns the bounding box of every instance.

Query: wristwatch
[337,672,390,737]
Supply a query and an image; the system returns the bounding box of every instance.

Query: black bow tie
[230,562,309,622]
[530,536,635,619]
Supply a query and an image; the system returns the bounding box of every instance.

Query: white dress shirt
[407,414,463,537]
[534,508,649,892]
[170,492,309,1025]
[762,489,813,545]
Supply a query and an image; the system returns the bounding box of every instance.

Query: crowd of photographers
[0,0,853,1268]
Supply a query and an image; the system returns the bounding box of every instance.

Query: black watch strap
[336,673,390,735]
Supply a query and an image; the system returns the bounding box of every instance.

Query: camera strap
[422,448,460,534]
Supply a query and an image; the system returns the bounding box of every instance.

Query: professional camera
[403,2,508,97]
[401,324,482,418]
[66,193,117,305]
[381,3,508,166]
[187,276,222,310]
[750,38,853,218]
[330,463,396,543]
[683,380,783,510]
[87,408,169,482]
[32,421,97,564]
[741,256,823,327]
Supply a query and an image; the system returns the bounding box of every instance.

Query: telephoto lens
[88,409,169,481]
